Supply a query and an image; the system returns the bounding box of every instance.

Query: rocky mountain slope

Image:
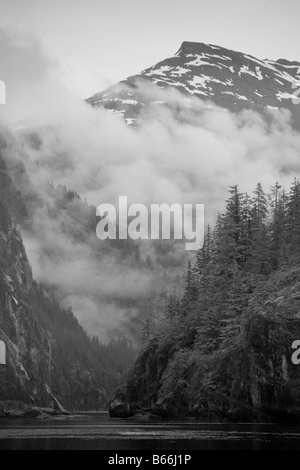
[87,42,300,125]
[0,141,135,410]
[13,124,187,347]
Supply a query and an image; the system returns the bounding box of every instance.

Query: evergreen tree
[269,182,288,269]
[287,178,300,261]
[247,183,270,275]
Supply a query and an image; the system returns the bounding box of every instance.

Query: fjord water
[0,412,300,450]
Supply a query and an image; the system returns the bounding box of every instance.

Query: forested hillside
[0,125,186,346]
[0,149,136,410]
[110,182,300,422]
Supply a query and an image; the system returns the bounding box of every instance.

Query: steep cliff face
[109,339,162,418]
[111,271,300,422]
[0,152,135,409]
[0,189,50,403]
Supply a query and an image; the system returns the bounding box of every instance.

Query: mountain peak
[175,41,219,57]
[87,42,300,126]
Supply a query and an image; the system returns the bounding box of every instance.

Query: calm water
[0,412,300,450]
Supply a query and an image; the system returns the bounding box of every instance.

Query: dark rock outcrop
[110,266,300,423]
[0,401,70,419]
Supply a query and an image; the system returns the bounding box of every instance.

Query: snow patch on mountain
[86,42,300,125]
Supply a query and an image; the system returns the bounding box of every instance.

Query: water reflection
[0,412,299,450]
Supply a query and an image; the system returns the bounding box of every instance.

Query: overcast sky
[0,0,299,97]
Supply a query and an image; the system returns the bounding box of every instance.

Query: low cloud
[1,29,300,341]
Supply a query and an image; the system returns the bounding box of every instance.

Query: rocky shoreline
[108,334,300,425]
[0,401,70,419]
[109,396,300,424]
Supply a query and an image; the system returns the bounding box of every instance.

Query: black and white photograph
[1,0,300,454]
